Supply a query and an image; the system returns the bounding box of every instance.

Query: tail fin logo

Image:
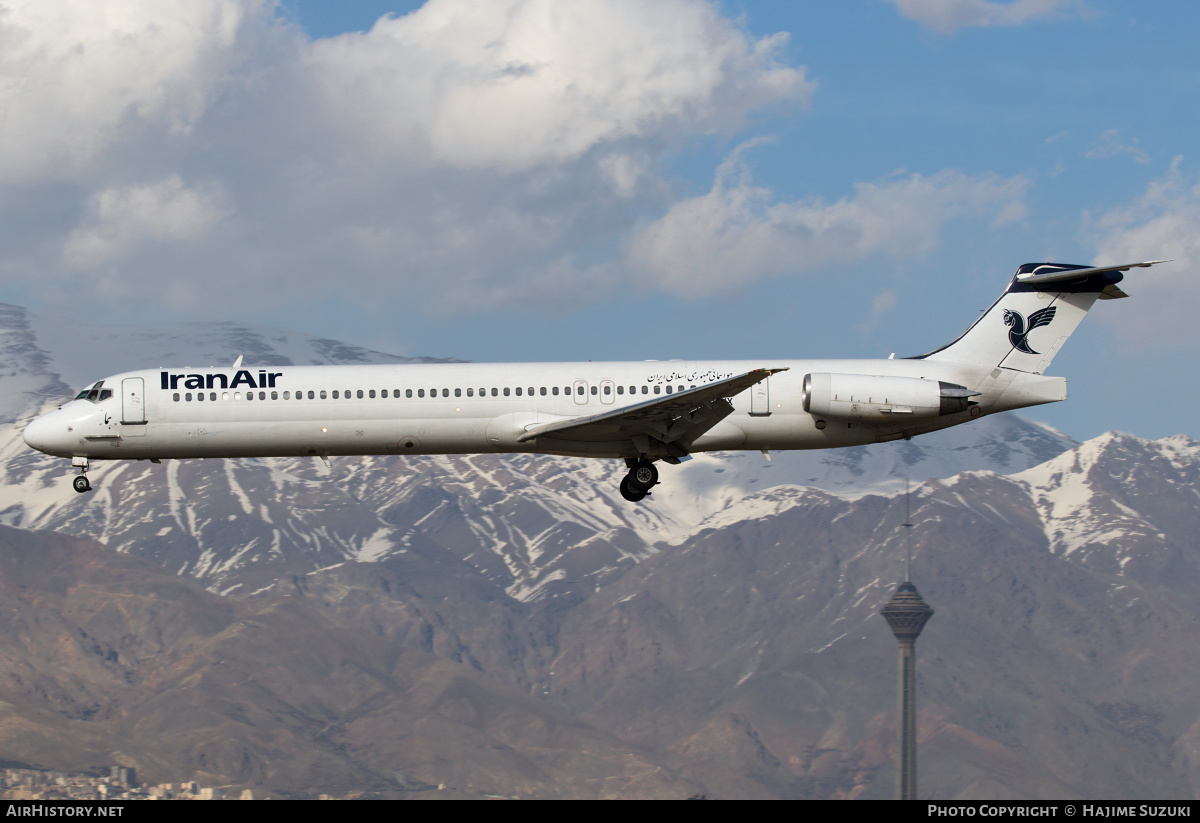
[1003,307,1056,354]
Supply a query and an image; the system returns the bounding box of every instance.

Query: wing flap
[516,367,787,445]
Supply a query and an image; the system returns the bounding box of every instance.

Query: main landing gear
[71,457,91,494]
[619,459,659,502]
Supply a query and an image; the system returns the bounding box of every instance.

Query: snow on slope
[0,300,1094,600]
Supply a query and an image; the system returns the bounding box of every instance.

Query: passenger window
[590,386,598,395]
[332,390,339,399]
[418,389,425,398]
[271,391,278,400]
[259,391,266,400]
[603,385,611,395]
[503,388,510,397]
[442,388,449,398]
[455,388,461,397]
[515,387,522,396]
[406,389,413,398]
[368,390,375,398]
[552,387,559,396]
[185,393,192,401]
[576,386,584,395]
[666,386,673,394]
[654,386,661,394]
[467,388,473,397]
[197,393,205,402]
[491,388,498,397]
[642,386,648,394]
[540,387,546,396]
[222,392,230,401]
[283,391,289,399]
[173,393,180,402]
[357,390,363,399]
[320,390,327,399]
[617,386,624,395]
[308,391,315,399]
[528,387,534,395]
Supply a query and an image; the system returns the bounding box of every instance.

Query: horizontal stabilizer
[1015,260,1168,286]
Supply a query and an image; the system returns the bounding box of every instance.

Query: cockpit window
[76,381,108,404]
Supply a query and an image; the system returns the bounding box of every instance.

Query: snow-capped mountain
[4,299,1200,798]
[0,301,1075,599]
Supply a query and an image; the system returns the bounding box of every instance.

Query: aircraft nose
[23,415,51,452]
[23,412,65,456]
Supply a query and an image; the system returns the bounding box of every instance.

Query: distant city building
[111,765,136,787]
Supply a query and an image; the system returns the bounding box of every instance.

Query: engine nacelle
[802,373,978,421]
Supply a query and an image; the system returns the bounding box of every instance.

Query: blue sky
[0,1,1197,442]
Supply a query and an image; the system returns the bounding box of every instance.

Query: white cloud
[0,0,264,181]
[885,0,1086,34]
[1084,130,1151,165]
[64,176,229,268]
[1089,159,1200,350]
[0,0,819,318]
[625,147,1030,297]
[872,290,899,316]
[307,0,812,170]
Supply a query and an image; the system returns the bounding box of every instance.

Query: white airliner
[23,261,1162,501]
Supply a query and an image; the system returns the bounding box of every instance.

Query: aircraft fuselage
[23,356,1053,466]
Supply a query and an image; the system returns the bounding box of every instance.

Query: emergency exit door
[749,375,771,416]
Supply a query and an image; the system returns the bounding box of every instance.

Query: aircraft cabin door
[121,377,146,425]
[749,375,771,417]
[573,380,588,405]
[600,380,615,405]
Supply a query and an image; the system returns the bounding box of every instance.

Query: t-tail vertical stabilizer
[913,261,1166,374]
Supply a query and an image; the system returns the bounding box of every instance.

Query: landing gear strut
[619,459,659,502]
[71,457,91,494]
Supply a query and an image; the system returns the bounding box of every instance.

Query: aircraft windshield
[74,381,111,403]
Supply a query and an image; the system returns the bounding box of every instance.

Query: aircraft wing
[516,367,787,452]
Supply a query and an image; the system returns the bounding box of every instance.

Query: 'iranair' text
[160,371,283,391]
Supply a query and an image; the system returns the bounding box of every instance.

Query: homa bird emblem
[1003,307,1056,354]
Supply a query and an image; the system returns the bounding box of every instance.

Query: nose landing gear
[619,459,659,502]
[71,456,91,494]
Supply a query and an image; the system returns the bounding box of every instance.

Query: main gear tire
[620,475,647,502]
[629,461,658,491]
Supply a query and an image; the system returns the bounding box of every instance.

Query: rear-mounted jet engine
[802,373,979,421]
